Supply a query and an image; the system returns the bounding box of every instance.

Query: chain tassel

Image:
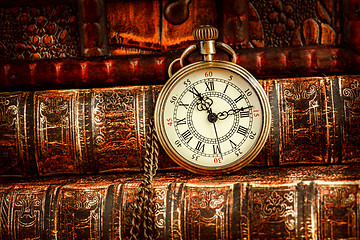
[130,118,159,240]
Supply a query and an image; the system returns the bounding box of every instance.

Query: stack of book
[1,0,360,239]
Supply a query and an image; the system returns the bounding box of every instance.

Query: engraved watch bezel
[154,60,271,175]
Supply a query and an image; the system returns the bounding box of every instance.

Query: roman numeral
[189,87,200,98]
[234,94,244,103]
[223,84,229,93]
[195,141,205,152]
[239,111,250,118]
[181,130,193,143]
[205,81,215,91]
[229,139,237,149]
[237,125,248,135]
[213,144,221,154]
[178,101,189,109]
[175,118,186,126]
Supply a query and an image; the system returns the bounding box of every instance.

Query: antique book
[1,47,360,90]
[0,0,358,90]
[1,0,357,60]
[1,74,360,177]
[0,164,359,239]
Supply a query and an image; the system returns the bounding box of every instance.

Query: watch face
[155,61,271,174]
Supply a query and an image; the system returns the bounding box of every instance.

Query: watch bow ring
[154,25,271,175]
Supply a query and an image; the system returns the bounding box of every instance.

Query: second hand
[212,122,224,161]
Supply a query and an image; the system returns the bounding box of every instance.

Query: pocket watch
[154,26,271,175]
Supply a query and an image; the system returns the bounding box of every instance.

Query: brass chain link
[130,118,159,240]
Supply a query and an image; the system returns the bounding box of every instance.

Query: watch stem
[193,25,218,62]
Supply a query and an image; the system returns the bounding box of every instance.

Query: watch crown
[193,25,218,41]
[193,25,218,62]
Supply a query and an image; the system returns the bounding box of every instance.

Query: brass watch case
[154,60,271,175]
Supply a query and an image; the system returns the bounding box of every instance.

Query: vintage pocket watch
[154,26,271,175]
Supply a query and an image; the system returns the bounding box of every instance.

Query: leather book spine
[0,86,180,177]
[1,47,360,91]
[1,75,360,176]
[0,165,359,239]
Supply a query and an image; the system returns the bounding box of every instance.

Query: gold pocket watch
[154,26,271,175]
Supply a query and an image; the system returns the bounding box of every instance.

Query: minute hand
[217,105,253,120]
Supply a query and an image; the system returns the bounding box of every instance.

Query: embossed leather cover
[0,165,359,239]
[1,75,360,177]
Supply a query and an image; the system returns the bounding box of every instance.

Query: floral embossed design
[253,190,296,232]
[93,91,136,146]
[341,78,360,161]
[0,97,18,126]
[39,97,69,124]
[63,191,100,220]
[189,189,226,224]
[284,84,318,102]
[11,190,46,239]
[67,191,100,211]
[92,89,138,170]
[94,91,135,113]
[250,0,339,47]
[0,5,79,60]
[279,80,324,164]
[268,0,295,36]
[322,188,356,207]
[284,84,319,128]
[319,185,357,239]
[14,193,42,228]
[343,79,360,110]
[283,83,319,134]
[191,190,225,210]
[154,188,166,229]
[262,191,291,216]
[60,189,104,239]
[185,186,230,239]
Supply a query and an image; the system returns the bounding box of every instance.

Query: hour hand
[196,96,213,112]
[217,105,253,120]
[188,88,213,112]
[188,88,202,99]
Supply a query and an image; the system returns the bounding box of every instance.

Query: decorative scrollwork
[284,84,318,102]
[39,96,69,124]
[191,190,225,210]
[94,91,134,113]
[66,191,100,211]
[343,79,360,108]
[0,96,18,126]
[254,190,296,231]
